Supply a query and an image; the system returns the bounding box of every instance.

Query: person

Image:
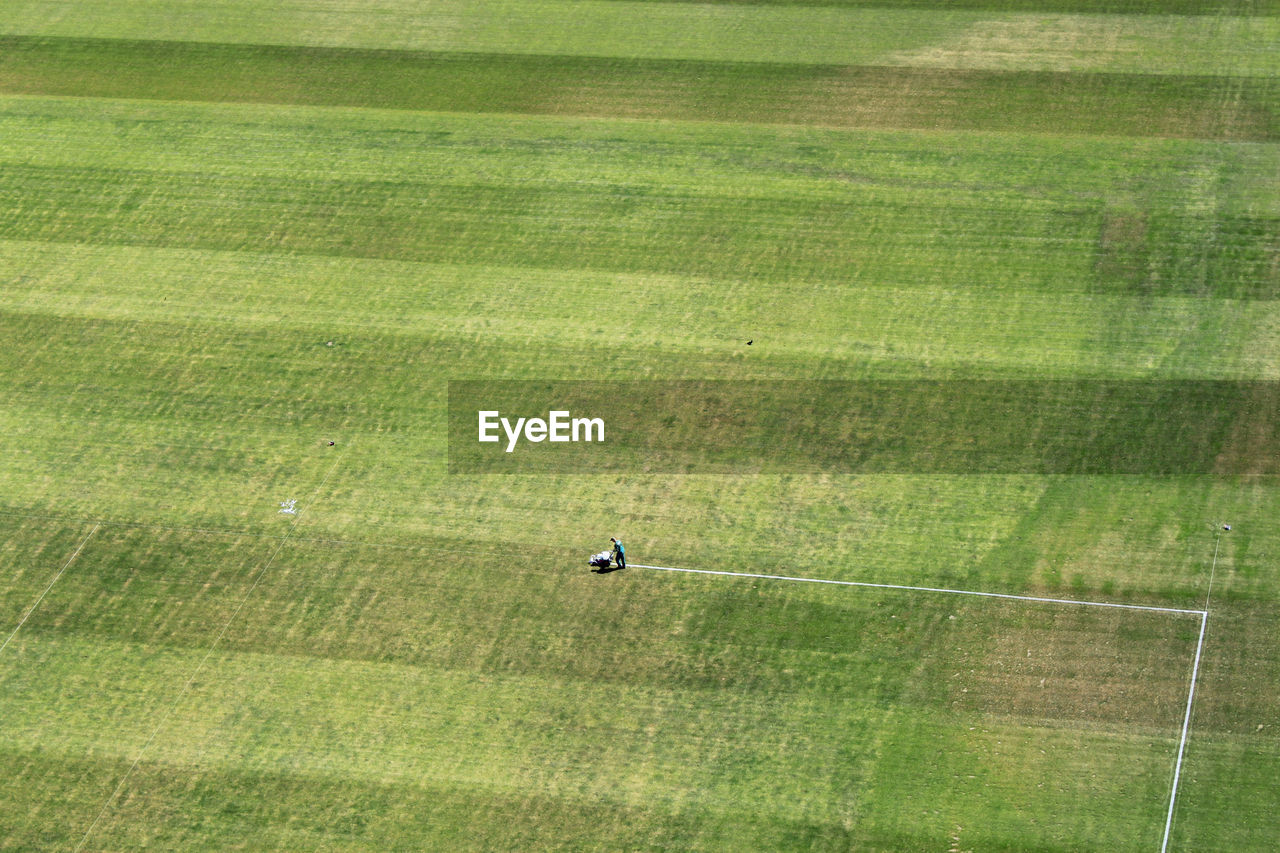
[610,537,625,569]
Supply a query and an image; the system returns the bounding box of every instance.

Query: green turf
[0,0,1277,849]
[446,380,1280,476]
[0,98,1274,301]
[0,519,95,630]
[1,37,1276,139]
[4,2,1278,73]
[0,526,1205,850]
[580,0,1279,13]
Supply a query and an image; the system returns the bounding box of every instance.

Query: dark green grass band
[0,747,927,851]
[587,0,1277,14]
[2,161,1275,300]
[449,379,1280,475]
[0,36,1274,140]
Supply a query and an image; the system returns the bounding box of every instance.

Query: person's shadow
[592,564,625,574]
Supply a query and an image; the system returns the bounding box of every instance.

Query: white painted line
[0,523,99,657]
[1159,530,1221,851]
[1204,531,1222,612]
[630,564,1207,616]
[1161,610,1208,853]
[635,559,1211,853]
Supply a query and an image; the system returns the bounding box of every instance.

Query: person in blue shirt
[610,537,625,569]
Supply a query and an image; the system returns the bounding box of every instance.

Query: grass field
[0,0,1277,850]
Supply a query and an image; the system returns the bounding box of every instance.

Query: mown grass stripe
[1,160,1274,299]
[4,3,1277,72]
[0,523,98,656]
[0,745,880,851]
[0,37,1274,139]
[592,0,1277,14]
[0,634,1186,850]
[73,446,348,852]
[633,563,1208,614]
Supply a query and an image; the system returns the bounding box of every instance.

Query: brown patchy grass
[1213,383,1280,479]
[1192,600,1280,735]
[1096,209,1152,292]
[945,604,1197,729]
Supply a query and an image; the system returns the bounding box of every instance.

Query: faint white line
[1204,531,1222,612]
[1161,610,1208,853]
[0,509,286,541]
[635,559,1209,853]
[74,447,349,852]
[630,564,1207,616]
[1159,529,1222,852]
[0,522,99,657]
